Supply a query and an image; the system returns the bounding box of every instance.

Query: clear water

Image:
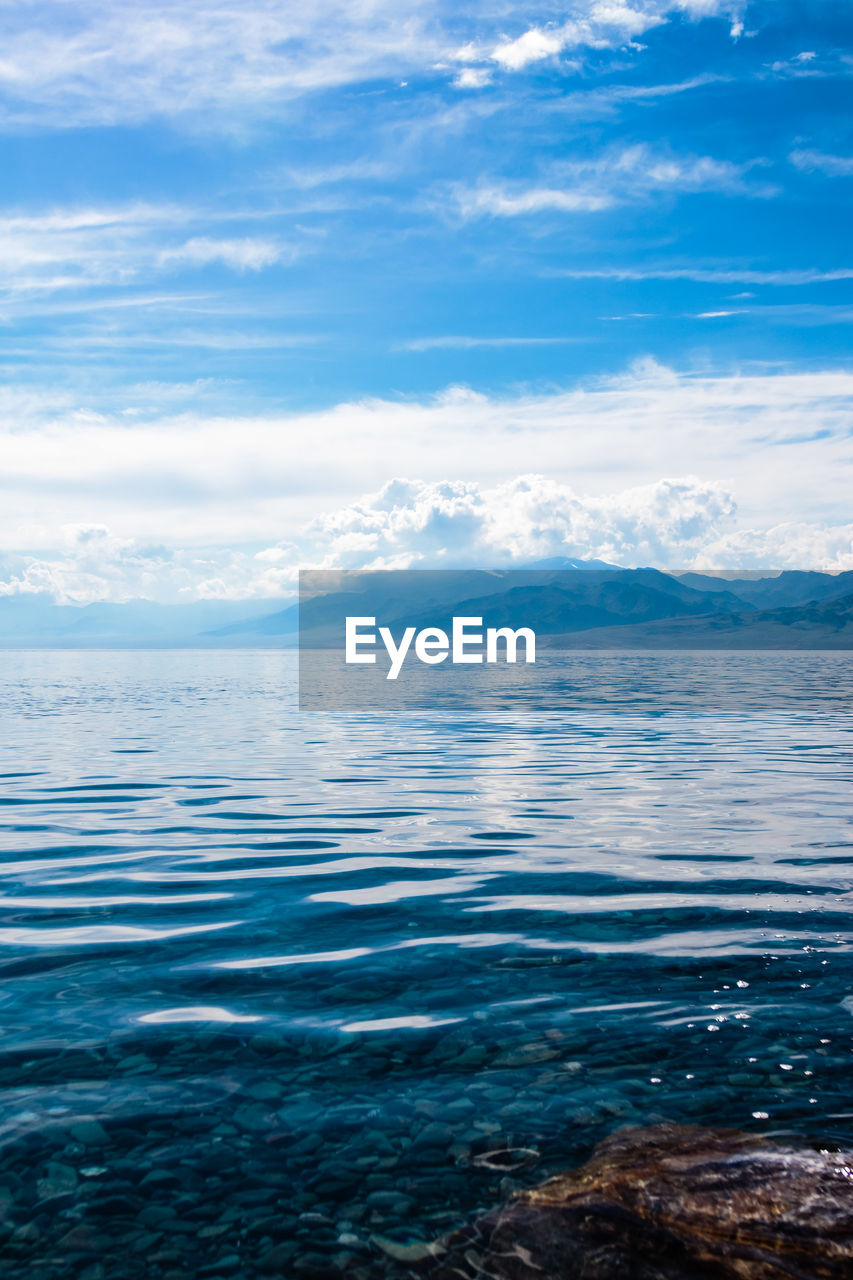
[1,650,851,1278]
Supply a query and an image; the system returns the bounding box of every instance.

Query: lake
[1,649,851,1278]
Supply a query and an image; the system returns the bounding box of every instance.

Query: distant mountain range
[0,594,282,647]
[1,565,852,647]
[290,567,853,651]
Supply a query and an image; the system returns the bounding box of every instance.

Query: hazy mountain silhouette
[2,565,852,647]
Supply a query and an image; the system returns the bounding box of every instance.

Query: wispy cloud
[0,202,295,297]
[544,73,727,120]
[158,237,286,271]
[449,144,775,219]
[452,184,613,217]
[790,149,853,177]
[399,336,583,351]
[458,1,740,76]
[692,304,853,325]
[550,265,853,285]
[0,2,748,128]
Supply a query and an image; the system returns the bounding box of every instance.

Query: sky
[0,0,852,603]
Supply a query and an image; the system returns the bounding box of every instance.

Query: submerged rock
[425,1123,853,1279]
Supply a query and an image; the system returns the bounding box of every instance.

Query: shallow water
[1,650,851,1278]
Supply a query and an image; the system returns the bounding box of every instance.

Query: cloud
[544,73,728,121]
[5,469,853,605]
[0,524,180,604]
[492,27,575,72]
[551,265,853,284]
[297,474,739,570]
[486,2,741,72]
[0,203,292,296]
[1,360,852,580]
[691,304,853,325]
[453,184,613,216]
[296,473,853,575]
[450,144,773,219]
[399,336,582,351]
[453,67,493,90]
[0,2,748,129]
[158,237,285,271]
[790,149,853,178]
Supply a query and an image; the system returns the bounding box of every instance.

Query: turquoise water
[1,650,852,1278]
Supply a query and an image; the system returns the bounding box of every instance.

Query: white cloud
[790,149,853,178]
[453,67,493,89]
[486,2,741,72]
[0,3,748,128]
[158,237,285,271]
[453,183,613,216]
[476,2,740,73]
[0,525,181,604]
[552,265,853,284]
[399,336,582,351]
[450,144,773,219]
[492,27,571,71]
[5,470,853,605]
[298,474,739,570]
[1,360,852,585]
[0,203,292,296]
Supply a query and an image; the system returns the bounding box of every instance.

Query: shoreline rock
[421,1123,853,1279]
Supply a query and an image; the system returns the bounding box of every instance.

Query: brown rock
[425,1123,853,1279]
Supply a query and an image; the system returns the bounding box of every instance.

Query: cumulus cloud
[0,525,179,604]
[297,474,738,570]
[453,67,494,90]
[2,361,853,560]
[4,472,852,605]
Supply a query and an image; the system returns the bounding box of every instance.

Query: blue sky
[1,1,852,602]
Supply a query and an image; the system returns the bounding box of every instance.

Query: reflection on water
[0,650,852,1277]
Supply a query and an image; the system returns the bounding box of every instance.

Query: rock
[70,1120,109,1146]
[425,1123,853,1279]
[140,1168,179,1187]
[78,1265,105,1280]
[258,1242,299,1272]
[492,1044,560,1068]
[413,1122,454,1151]
[37,1161,78,1199]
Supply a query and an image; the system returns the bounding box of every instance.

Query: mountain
[545,592,853,649]
[0,594,286,647]
[674,569,853,610]
[289,567,753,648]
[522,556,620,570]
[208,567,625,641]
[386,571,751,642]
[2,564,852,648]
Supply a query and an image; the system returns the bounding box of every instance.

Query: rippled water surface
[1,650,852,1278]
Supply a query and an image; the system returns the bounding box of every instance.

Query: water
[1,649,852,1278]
